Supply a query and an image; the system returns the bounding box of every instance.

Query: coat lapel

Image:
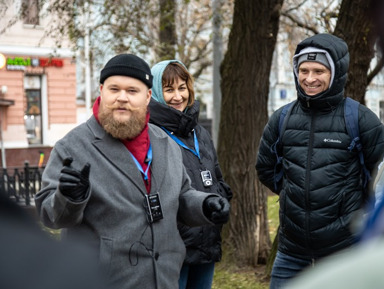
[148,125,169,194]
[87,117,147,195]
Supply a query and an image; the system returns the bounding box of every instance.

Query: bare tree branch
[281,11,320,34]
[368,55,384,85]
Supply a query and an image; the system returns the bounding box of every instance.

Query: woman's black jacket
[149,99,232,264]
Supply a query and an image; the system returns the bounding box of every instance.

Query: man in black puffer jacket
[256,33,384,289]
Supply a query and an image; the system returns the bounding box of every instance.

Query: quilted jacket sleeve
[359,105,384,188]
[256,108,282,194]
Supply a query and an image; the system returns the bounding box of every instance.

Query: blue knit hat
[151,60,186,104]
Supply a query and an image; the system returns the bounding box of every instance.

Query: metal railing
[0,161,44,206]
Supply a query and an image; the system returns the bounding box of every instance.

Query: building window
[280,89,287,99]
[22,0,40,25]
[24,76,42,145]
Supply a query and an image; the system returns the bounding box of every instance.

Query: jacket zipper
[305,112,315,258]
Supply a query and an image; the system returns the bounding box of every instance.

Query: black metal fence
[0,161,44,206]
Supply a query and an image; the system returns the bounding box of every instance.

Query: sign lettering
[0,54,64,70]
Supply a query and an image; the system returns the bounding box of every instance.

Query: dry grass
[212,194,279,288]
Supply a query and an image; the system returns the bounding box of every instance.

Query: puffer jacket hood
[292,33,349,110]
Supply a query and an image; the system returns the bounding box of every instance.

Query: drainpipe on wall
[0,114,6,168]
[84,1,92,119]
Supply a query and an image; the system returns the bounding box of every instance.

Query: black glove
[203,196,230,224]
[59,157,90,201]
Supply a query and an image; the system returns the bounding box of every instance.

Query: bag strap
[344,97,371,188]
[270,100,296,192]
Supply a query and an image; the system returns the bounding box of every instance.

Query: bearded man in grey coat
[35,54,230,289]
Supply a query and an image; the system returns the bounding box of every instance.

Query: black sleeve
[256,108,282,194]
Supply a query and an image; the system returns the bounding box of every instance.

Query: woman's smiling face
[162,77,190,112]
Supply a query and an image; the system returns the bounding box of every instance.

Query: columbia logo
[324,138,342,143]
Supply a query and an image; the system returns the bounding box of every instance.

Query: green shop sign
[5,56,64,70]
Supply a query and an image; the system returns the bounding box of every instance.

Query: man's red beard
[98,103,147,140]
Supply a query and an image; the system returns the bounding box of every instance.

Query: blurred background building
[0,1,77,167]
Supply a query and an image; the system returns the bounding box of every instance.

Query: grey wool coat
[35,116,216,289]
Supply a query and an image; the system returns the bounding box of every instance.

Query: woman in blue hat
[149,60,232,289]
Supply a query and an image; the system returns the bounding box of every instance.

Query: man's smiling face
[298,62,331,96]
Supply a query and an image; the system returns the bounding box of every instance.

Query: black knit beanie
[99,54,153,88]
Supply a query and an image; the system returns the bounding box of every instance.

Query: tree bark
[158,0,176,60]
[334,0,376,104]
[218,0,284,266]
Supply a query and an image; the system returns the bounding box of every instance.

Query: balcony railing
[0,161,44,206]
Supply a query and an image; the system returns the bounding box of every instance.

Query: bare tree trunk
[158,0,176,60]
[212,0,223,147]
[218,0,284,266]
[334,0,376,104]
